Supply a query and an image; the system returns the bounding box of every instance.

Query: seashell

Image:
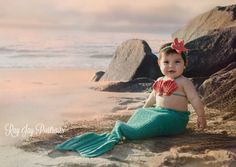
[162,80,178,96]
[152,79,178,96]
[152,80,164,96]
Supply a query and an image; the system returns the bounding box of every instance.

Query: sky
[0,0,235,33]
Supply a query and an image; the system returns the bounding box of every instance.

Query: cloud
[83,4,190,32]
[0,0,235,33]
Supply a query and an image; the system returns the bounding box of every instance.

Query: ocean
[0,28,170,70]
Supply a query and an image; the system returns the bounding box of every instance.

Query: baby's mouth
[168,70,176,73]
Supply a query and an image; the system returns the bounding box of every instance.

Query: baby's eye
[175,61,181,64]
[163,61,169,64]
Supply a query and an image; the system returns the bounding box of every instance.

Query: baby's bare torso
[156,95,188,112]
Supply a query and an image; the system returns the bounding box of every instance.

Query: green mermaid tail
[55,107,190,157]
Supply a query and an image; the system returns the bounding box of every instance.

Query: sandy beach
[0,68,146,136]
[0,69,146,166]
[0,69,235,167]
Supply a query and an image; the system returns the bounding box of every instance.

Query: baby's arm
[143,77,162,108]
[143,90,156,108]
[183,79,207,129]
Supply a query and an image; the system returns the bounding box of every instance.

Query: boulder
[172,5,236,43]
[92,71,105,82]
[184,26,236,78]
[101,39,161,81]
[95,78,154,92]
[199,62,236,114]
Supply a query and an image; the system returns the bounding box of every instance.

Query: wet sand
[0,69,138,137]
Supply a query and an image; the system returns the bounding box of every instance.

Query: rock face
[199,62,236,113]
[101,39,161,81]
[184,26,236,77]
[172,5,236,43]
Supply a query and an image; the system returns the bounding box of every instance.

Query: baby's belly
[155,96,188,112]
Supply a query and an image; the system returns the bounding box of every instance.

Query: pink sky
[0,0,235,33]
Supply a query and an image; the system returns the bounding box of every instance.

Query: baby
[55,38,207,158]
[144,38,207,129]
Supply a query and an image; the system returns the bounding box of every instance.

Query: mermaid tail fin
[55,132,119,158]
[55,121,137,157]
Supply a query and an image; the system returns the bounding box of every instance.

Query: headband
[159,38,189,61]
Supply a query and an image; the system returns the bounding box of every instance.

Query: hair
[158,42,187,65]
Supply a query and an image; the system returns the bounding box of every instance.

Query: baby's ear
[157,59,161,66]
[185,59,189,67]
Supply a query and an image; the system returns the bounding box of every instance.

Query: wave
[89,54,113,59]
[9,54,66,58]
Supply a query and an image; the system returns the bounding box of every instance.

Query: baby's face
[158,53,185,79]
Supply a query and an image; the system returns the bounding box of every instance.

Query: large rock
[101,39,161,81]
[199,62,236,114]
[172,5,236,43]
[184,26,236,78]
[91,71,105,82]
[93,78,154,92]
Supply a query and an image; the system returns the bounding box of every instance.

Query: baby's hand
[197,116,207,130]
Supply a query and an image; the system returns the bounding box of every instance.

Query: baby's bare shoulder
[177,76,193,86]
[157,76,164,81]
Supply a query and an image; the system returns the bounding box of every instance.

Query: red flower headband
[171,38,188,54]
[159,38,188,54]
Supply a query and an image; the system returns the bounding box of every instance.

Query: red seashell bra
[152,78,178,96]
